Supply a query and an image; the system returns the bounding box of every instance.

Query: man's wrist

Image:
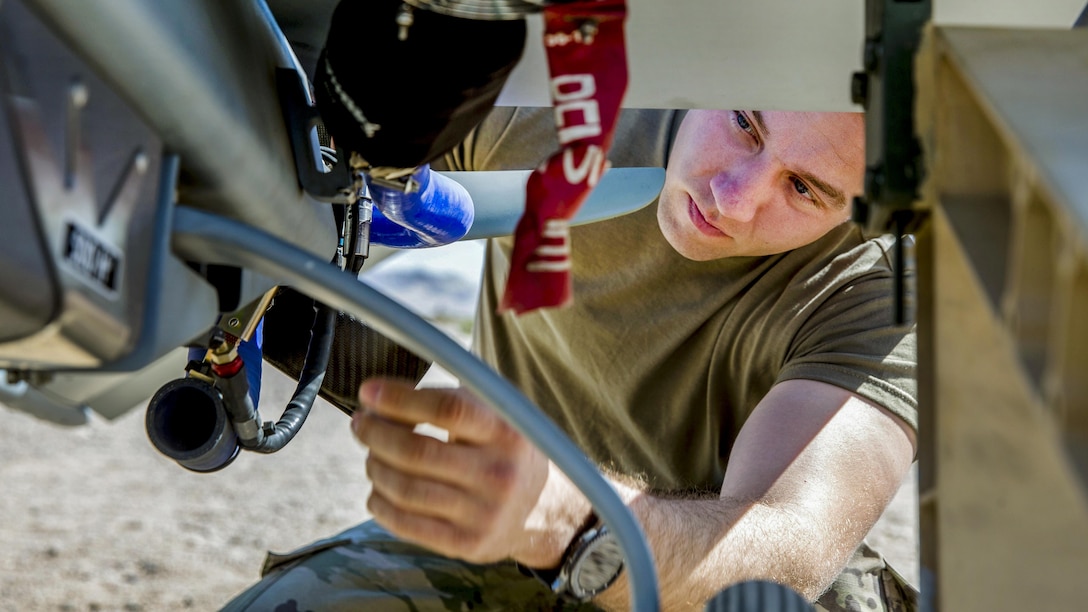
[520,513,627,603]
[513,464,596,568]
[518,507,596,575]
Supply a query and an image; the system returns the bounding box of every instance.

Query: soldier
[221,105,917,612]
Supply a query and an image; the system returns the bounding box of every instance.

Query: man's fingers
[353,410,514,493]
[366,455,489,527]
[358,378,508,445]
[367,490,493,563]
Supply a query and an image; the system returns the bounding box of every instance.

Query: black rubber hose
[253,299,337,452]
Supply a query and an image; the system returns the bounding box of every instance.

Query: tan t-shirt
[437,107,917,494]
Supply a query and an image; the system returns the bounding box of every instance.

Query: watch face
[568,527,625,599]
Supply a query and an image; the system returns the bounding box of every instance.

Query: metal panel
[0,47,56,342]
[23,0,337,257]
[0,0,227,371]
[0,0,162,366]
[497,0,1086,111]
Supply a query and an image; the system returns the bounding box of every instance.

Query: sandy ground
[0,366,919,611]
[0,246,919,610]
[0,367,374,612]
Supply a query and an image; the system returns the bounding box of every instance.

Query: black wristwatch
[525,514,626,602]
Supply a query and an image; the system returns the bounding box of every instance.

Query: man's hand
[352,377,585,567]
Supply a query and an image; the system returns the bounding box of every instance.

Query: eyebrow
[751,110,771,136]
[797,170,848,210]
[751,110,848,211]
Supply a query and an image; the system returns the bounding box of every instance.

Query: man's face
[657,110,865,261]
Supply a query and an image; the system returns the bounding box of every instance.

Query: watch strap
[559,521,625,601]
[520,509,602,596]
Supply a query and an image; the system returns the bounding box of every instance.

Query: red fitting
[210,356,245,378]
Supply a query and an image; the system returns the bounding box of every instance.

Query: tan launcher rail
[914,25,1088,611]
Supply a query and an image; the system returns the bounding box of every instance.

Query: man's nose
[708,159,774,223]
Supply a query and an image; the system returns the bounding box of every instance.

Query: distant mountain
[362,267,478,323]
[360,241,485,325]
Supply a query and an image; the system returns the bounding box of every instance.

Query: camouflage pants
[813,543,919,612]
[219,521,917,611]
[219,521,597,612]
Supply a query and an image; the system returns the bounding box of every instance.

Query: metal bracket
[851,0,932,323]
[213,286,278,345]
[852,0,932,230]
[275,67,356,204]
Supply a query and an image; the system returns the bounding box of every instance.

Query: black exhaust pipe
[145,377,240,472]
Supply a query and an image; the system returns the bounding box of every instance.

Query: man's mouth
[687,197,727,238]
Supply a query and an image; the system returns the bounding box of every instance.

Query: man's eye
[792,177,815,201]
[734,111,756,138]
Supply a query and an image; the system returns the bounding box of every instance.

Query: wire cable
[253,300,337,453]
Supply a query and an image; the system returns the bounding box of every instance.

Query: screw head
[851,72,869,107]
[69,81,89,108]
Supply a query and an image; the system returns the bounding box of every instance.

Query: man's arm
[352,377,915,610]
[594,378,916,609]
